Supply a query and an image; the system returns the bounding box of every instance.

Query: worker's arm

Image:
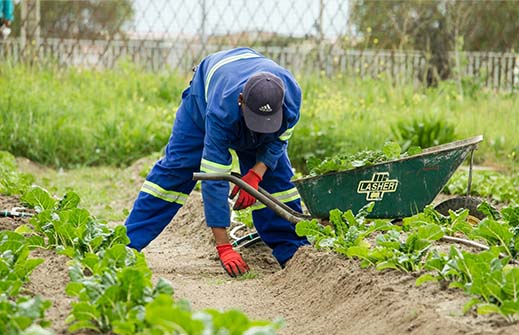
[202,112,250,277]
[200,112,233,228]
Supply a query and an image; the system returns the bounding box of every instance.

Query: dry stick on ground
[440,235,519,265]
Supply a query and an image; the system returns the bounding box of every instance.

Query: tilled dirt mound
[273,247,518,335]
[3,191,519,334]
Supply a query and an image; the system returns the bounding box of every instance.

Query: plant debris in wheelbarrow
[293,135,484,220]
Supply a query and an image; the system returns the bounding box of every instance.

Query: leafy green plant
[444,170,519,204]
[20,187,129,257]
[0,151,34,196]
[469,217,515,257]
[348,225,443,272]
[65,244,173,333]
[305,142,422,176]
[418,247,519,322]
[0,231,52,334]
[136,294,281,335]
[0,231,44,296]
[296,203,396,257]
[402,205,474,237]
[0,294,53,335]
[296,204,445,273]
[391,113,457,151]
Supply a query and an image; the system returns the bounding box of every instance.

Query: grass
[2,61,519,173]
[0,60,184,168]
[290,74,519,172]
[236,270,260,280]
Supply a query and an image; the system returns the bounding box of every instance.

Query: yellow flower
[367,27,372,33]
[373,38,379,45]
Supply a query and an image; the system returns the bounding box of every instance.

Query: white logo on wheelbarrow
[357,172,398,201]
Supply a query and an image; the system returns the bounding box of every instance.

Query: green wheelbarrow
[193,135,485,247]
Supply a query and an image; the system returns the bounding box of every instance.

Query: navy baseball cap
[242,72,285,133]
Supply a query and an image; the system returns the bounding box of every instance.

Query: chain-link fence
[1,0,518,90]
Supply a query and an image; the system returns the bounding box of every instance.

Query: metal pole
[20,0,26,51]
[318,0,324,73]
[21,0,40,60]
[192,172,312,224]
[200,0,207,54]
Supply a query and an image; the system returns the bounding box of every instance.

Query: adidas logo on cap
[259,104,272,113]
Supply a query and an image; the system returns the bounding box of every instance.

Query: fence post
[200,0,207,56]
[20,0,40,61]
[512,56,517,93]
[316,0,324,73]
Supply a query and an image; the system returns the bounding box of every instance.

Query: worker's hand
[230,169,262,210]
[216,243,249,277]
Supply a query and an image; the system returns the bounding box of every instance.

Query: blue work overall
[125,48,309,265]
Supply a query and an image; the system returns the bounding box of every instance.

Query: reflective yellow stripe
[251,187,300,211]
[200,158,232,174]
[205,52,261,102]
[141,181,188,205]
[279,126,295,141]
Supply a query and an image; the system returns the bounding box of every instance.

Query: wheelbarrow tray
[293,135,483,219]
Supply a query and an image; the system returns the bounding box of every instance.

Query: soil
[2,187,519,334]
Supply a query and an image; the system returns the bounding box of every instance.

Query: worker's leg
[125,93,204,251]
[236,151,309,266]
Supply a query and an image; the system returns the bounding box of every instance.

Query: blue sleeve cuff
[257,140,287,171]
[201,180,230,228]
[258,154,278,171]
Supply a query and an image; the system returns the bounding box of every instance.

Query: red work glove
[229,169,262,210]
[216,244,249,277]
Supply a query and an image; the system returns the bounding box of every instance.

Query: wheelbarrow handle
[192,172,312,224]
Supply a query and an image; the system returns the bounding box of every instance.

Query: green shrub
[391,113,457,151]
